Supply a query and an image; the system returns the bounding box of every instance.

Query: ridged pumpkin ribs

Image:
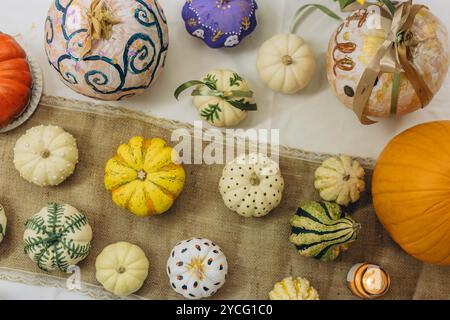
[0,33,33,128]
[104,137,186,217]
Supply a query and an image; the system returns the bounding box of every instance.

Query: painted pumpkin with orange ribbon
[104,136,186,217]
[0,32,33,128]
[372,121,450,265]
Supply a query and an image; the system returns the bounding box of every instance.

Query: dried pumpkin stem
[282,55,293,66]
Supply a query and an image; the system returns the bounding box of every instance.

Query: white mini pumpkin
[167,238,228,299]
[96,242,149,297]
[24,203,92,272]
[314,155,365,206]
[175,69,257,127]
[219,153,284,217]
[269,276,319,300]
[0,204,7,244]
[257,33,316,94]
[14,125,79,187]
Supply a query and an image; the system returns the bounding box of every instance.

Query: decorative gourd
[257,34,316,94]
[167,238,228,299]
[326,6,449,117]
[45,0,168,100]
[269,276,319,300]
[0,204,7,244]
[24,203,93,272]
[95,242,149,296]
[314,155,365,206]
[0,32,33,128]
[182,0,258,48]
[104,136,186,216]
[289,201,360,261]
[175,69,257,127]
[372,121,450,265]
[13,125,79,187]
[219,153,284,217]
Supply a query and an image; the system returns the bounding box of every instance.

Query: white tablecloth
[0,0,449,299]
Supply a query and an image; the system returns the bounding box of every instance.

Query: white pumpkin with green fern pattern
[175,69,257,127]
[23,203,93,272]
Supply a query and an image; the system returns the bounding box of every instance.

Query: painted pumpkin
[0,204,7,244]
[182,0,258,48]
[0,32,33,128]
[95,242,149,296]
[257,34,316,94]
[13,125,79,187]
[104,136,186,217]
[45,0,168,100]
[372,121,450,265]
[269,276,319,300]
[175,69,257,127]
[314,155,365,206]
[167,238,228,299]
[326,6,449,117]
[24,203,93,272]
[219,153,284,217]
[289,201,360,261]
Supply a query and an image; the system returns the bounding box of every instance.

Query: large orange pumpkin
[373,121,450,265]
[0,32,32,128]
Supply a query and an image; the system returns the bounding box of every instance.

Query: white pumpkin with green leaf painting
[175,69,257,127]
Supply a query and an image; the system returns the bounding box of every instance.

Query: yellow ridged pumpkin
[105,137,185,217]
[372,121,450,265]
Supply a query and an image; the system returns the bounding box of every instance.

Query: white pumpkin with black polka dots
[0,204,7,244]
[167,238,228,299]
[219,153,285,217]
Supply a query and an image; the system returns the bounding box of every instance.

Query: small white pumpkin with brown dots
[13,125,79,187]
[219,153,284,217]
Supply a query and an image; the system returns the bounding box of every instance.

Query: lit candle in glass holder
[347,263,390,299]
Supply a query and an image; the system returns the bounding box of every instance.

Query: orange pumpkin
[0,32,32,128]
[372,121,450,265]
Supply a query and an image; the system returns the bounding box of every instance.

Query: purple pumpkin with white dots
[182,0,258,48]
[167,238,228,299]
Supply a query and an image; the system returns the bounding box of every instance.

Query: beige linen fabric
[0,96,448,300]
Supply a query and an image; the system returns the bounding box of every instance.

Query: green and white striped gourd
[289,201,360,262]
[0,204,7,243]
[24,203,93,272]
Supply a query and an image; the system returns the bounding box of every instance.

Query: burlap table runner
[0,96,448,300]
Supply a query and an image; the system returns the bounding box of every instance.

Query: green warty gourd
[289,201,360,262]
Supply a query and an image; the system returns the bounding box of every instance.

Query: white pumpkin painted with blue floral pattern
[45,0,169,100]
[167,238,228,299]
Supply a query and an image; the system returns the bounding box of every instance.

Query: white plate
[0,56,43,133]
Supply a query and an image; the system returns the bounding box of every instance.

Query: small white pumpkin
[175,69,257,127]
[24,203,92,272]
[219,153,284,217]
[0,204,7,244]
[269,276,319,300]
[167,238,228,299]
[14,125,79,187]
[95,242,149,297]
[314,155,365,206]
[257,33,316,94]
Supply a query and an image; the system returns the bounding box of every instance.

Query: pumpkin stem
[343,174,351,181]
[282,55,294,66]
[41,149,51,159]
[117,266,126,274]
[137,170,147,181]
[249,173,260,186]
[80,0,120,57]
